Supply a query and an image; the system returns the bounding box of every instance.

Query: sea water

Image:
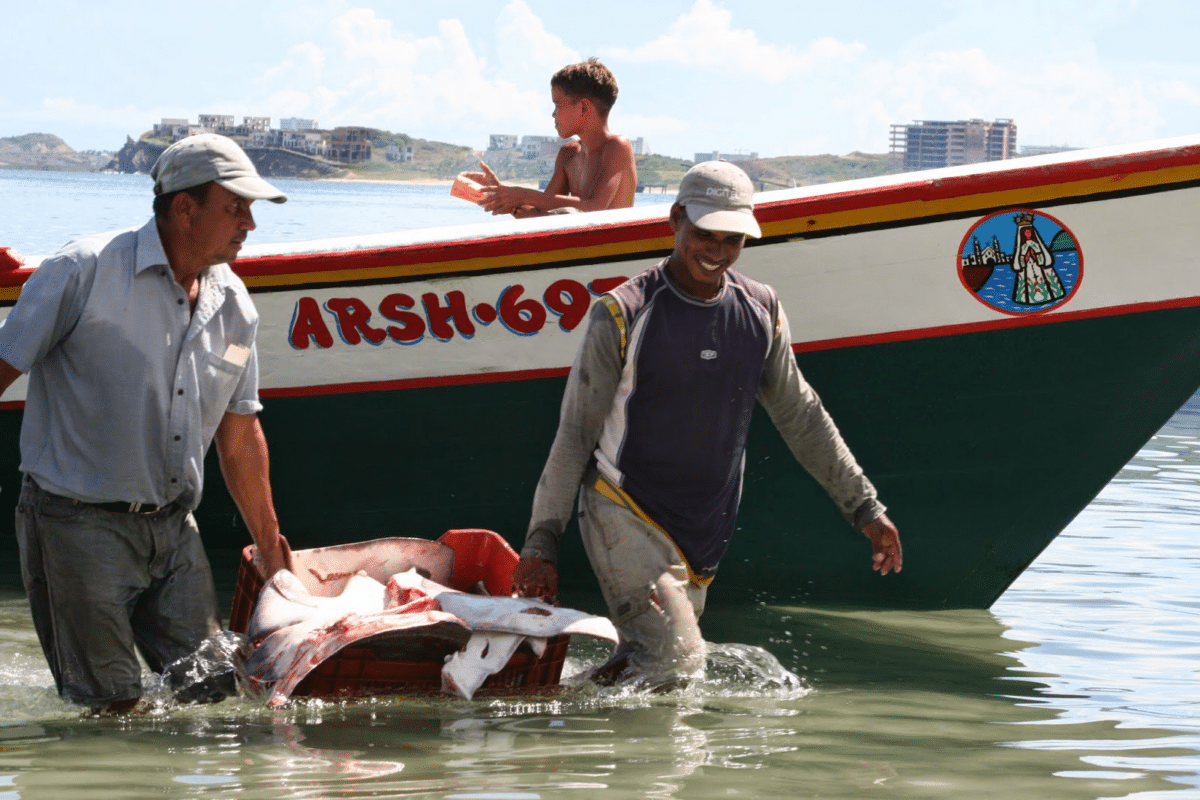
[0,170,1198,798]
[0,169,675,259]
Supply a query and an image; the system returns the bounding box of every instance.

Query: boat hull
[181,303,1195,610]
[4,136,1200,609]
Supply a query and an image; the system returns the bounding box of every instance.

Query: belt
[24,477,165,515]
[91,500,165,515]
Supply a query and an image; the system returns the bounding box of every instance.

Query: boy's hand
[462,161,500,187]
[479,185,526,215]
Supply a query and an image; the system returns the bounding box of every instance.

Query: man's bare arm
[481,137,637,215]
[214,411,293,577]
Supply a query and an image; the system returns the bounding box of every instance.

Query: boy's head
[551,58,619,118]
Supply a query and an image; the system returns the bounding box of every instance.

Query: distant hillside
[484,150,902,192]
[737,152,904,190]
[1,129,904,190]
[101,129,480,181]
[108,135,348,180]
[345,130,479,180]
[0,133,112,171]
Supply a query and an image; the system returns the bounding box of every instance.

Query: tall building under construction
[890,118,1017,170]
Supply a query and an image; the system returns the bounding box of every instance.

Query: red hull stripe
[230,295,1200,400]
[793,294,1200,354]
[0,294,1191,408]
[4,142,1194,298]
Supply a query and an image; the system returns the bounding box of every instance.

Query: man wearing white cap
[513,161,903,687]
[0,133,293,712]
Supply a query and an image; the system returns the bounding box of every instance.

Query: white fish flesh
[245,567,617,705]
[387,569,619,641]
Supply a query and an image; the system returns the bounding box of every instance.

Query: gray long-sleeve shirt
[522,261,884,575]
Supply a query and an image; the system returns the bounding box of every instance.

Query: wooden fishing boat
[3,134,1200,610]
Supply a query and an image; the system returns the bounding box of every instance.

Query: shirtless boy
[469,59,637,217]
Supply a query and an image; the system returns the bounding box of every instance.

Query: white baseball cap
[675,160,760,238]
[151,133,287,203]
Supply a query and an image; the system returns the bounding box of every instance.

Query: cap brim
[685,204,761,238]
[218,176,288,204]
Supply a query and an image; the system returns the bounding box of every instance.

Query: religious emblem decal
[958,208,1083,315]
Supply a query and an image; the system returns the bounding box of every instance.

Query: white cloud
[495,0,579,87]
[786,42,1188,153]
[607,0,864,81]
[243,6,563,148]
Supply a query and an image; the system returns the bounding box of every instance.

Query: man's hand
[258,532,294,578]
[511,556,558,604]
[862,513,903,576]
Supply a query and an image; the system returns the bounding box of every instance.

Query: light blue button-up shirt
[0,218,262,510]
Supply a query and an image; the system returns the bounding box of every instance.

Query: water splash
[698,642,808,698]
[558,637,809,704]
[159,630,251,705]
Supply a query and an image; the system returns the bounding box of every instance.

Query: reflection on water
[1,409,1199,797]
[1,600,1196,797]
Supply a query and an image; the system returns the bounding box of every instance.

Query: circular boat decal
[958,208,1083,315]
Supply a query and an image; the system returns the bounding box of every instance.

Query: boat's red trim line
[239,145,1200,286]
[258,367,574,399]
[794,294,1200,353]
[267,294,1200,399]
[753,143,1200,224]
[1,143,1197,298]
[0,293,1193,408]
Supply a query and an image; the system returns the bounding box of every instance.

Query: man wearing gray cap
[0,133,293,713]
[513,160,903,688]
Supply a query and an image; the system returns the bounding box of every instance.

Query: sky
[4,0,1200,161]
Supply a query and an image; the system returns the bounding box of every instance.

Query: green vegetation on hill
[738,152,903,190]
[461,149,900,192]
[353,130,478,180]
[2,128,906,191]
[0,133,111,171]
[634,154,692,191]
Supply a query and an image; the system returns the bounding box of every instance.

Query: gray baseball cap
[675,160,760,238]
[151,133,287,203]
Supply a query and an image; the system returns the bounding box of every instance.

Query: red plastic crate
[229,529,568,699]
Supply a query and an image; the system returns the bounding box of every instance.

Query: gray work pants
[15,479,219,708]
[578,477,707,683]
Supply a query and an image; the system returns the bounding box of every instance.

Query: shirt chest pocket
[199,349,247,429]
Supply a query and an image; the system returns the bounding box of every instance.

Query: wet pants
[16,479,219,708]
[578,475,708,683]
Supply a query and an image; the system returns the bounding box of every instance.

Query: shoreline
[313,174,542,188]
[315,175,455,186]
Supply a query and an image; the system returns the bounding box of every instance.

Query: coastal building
[521,135,566,159]
[487,132,648,158]
[694,151,759,163]
[280,117,319,131]
[250,129,327,156]
[328,127,373,164]
[152,118,192,140]
[386,144,414,162]
[198,114,236,132]
[488,134,518,151]
[889,119,1017,170]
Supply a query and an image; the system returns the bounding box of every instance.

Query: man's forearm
[214,413,290,577]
